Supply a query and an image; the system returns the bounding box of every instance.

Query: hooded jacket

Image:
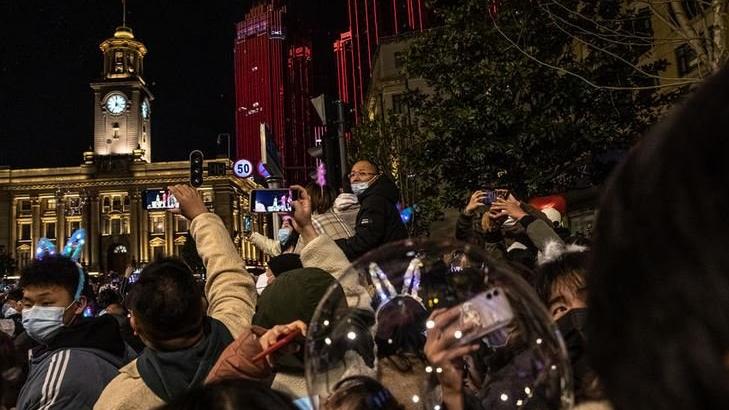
[335,176,408,260]
[332,193,360,231]
[16,315,136,410]
[94,213,257,410]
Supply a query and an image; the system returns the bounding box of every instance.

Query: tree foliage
[398,0,678,206]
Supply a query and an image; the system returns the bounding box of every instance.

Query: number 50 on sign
[233,159,253,178]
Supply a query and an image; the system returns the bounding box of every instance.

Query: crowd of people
[2,66,729,410]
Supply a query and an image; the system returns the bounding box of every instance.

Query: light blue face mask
[21,301,76,345]
[278,227,292,245]
[351,181,370,196]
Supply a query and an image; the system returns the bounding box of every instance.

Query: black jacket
[336,176,408,260]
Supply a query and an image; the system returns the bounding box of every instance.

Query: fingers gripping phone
[458,287,514,344]
[481,188,510,206]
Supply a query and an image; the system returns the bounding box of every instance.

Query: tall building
[91,26,153,162]
[0,24,265,275]
[334,0,429,120]
[234,1,321,185]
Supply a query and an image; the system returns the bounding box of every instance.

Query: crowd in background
[1,66,729,410]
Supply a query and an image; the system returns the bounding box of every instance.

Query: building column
[30,195,41,259]
[0,191,11,256]
[88,191,101,271]
[9,197,17,260]
[55,192,66,246]
[129,190,140,264]
[213,184,235,234]
[165,212,174,256]
[140,200,149,263]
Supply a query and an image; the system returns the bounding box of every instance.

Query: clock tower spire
[90,3,153,162]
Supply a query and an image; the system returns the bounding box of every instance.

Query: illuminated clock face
[141,99,150,120]
[105,93,128,115]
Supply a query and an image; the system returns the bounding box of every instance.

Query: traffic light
[189,150,204,187]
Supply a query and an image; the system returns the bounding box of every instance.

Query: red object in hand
[252,331,301,363]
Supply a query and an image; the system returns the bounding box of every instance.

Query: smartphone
[458,287,514,344]
[83,305,95,318]
[250,189,292,213]
[243,214,253,234]
[252,330,303,362]
[143,189,179,210]
[481,188,510,205]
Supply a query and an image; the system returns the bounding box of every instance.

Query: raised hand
[168,185,208,221]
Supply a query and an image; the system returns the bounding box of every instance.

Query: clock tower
[90,25,153,162]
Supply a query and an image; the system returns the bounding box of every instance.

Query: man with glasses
[335,160,408,260]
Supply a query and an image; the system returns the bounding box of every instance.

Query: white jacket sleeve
[249,232,282,257]
[190,212,256,337]
[299,235,371,310]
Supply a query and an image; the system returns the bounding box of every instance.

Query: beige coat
[94,215,354,409]
[94,212,257,410]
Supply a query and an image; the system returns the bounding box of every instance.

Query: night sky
[0,0,342,169]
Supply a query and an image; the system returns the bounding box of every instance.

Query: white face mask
[3,306,18,317]
[21,301,75,344]
[351,181,370,196]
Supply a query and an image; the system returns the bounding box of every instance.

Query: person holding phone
[456,189,563,268]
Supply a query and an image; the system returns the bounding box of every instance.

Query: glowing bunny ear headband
[368,256,424,314]
[35,228,87,301]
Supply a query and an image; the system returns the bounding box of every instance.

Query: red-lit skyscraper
[334,0,428,119]
[234,1,319,184]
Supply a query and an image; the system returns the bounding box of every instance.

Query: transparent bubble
[305,239,573,410]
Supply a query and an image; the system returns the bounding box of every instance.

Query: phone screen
[250,189,292,213]
[482,188,509,205]
[143,189,179,210]
[243,215,253,234]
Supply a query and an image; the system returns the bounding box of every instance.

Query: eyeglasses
[348,171,377,178]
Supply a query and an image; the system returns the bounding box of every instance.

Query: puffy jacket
[16,315,136,410]
[335,176,408,260]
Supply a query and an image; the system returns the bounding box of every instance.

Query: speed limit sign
[233,159,253,178]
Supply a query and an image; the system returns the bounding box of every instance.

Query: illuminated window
[44,222,56,240]
[113,245,128,254]
[123,195,130,211]
[111,219,122,235]
[67,220,81,233]
[112,196,122,212]
[19,200,31,213]
[103,197,111,213]
[176,217,189,233]
[19,224,31,241]
[122,217,130,234]
[152,246,165,261]
[151,215,165,234]
[46,198,57,211]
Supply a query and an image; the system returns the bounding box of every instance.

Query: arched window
[113,245,128,254]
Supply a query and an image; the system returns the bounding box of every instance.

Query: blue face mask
[21,301,76,345]
[351,181,370,196]
[278,228,292,245]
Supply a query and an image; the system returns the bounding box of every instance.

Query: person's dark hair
[127,258,203,343]
[589,66,729,409]
[535,249,589,306]
[6,288,23,302]
[97,288,123,309]
[158,379,298,410]
[306,183,337,214]
[18,256,88,299]
[324,375,404,410]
